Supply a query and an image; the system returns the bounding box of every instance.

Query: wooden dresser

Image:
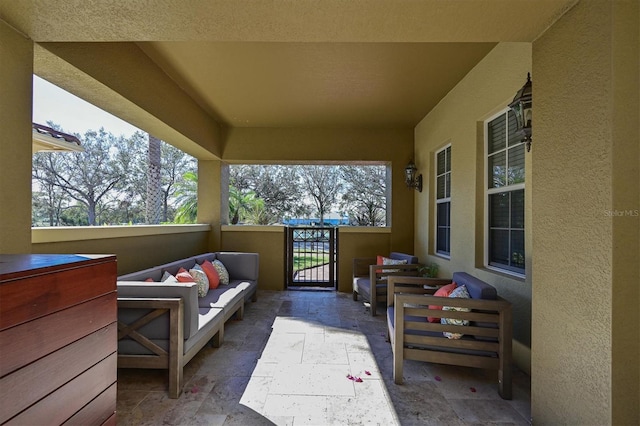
[0,254,118,425]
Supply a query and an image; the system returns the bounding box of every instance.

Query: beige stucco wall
[31,226,211,275]
[414,43,533,372]
[34,42,223,160]
[221,226,393,293]
[532,0,639,424]
[221,226,286,291]
[0,21,33,253]
[198,159,222,250]
[336,228,393,293]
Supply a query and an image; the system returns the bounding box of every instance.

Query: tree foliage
[299,165,342,225]
[228,164,387,226]
[33,127,124,225]
[146,134,162,224]
[340,165,387,226]
[32,123,195,226]
[230,165,305,223]
[174,171,198,224]
[31,125,388,228]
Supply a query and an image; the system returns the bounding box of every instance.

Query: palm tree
[229,186,261,224]
[174,171,197,223]
[243,198,271,225]
[146,134,162,224]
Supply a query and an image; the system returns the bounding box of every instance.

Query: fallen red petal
[435,376,442,381]
[365,370,371,376]
[347,374,354,380]
[355,377,363,382]
[470,387,477,393]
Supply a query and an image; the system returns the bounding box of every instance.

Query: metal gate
[286,227,338,289]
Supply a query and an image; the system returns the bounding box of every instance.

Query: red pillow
[175,267,195,283]
[144,277,154,282]
[427,282,458,323]
[200,260,220,289]
[376,255,385,273]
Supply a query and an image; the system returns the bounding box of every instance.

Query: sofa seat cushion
[387,307,498,358]
[234,279,258,302]
[198,281,246,310]
[355,277,389,300]
[187,307,225,353]
[354,277,370,299]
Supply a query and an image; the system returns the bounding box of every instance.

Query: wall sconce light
[508,72,533,152]
[404,160,422,192]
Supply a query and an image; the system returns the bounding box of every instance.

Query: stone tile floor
[117,290,531,425]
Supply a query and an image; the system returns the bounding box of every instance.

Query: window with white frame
[486,110,525,274]
[435,145,451,256]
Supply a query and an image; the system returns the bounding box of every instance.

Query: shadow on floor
[117,290,531,426]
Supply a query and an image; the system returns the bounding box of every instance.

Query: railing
[286,227,337,288]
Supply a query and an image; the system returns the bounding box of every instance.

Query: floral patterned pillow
[189,264,209,297]
[441,285,471,339]
[213,260,230,285]
[381,257,408,273]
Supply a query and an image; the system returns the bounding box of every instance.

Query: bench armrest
[117,297,184,398]
[117,281,198,339]
[386,275,453,307]
[352,257,376,278]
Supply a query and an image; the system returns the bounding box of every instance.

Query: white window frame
[434,144,451,258]
[484,109,526,277]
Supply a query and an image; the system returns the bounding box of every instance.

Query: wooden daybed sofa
[116,252,258,398]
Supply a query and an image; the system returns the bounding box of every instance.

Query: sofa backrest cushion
[451,272,497,300]
[117,253,217,282]
[389,252,419,264]
[118,266,164,282]
[216,252,259,281]
[193,253,217,266]
[159,255,208,277]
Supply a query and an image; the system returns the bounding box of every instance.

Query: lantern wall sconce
[508,72,533,152]
[404,160,422,192]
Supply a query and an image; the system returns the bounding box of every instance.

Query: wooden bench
[386,273,513,399]
[352,253,421,316]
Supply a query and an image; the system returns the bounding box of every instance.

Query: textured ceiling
[139,41,496,127]
[0,0,576,128]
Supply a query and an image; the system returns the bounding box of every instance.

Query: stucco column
[532,1,639,424]
[0,21,33,253]
[197,159,221,251]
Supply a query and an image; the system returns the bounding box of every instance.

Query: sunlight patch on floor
[239,316,399,425]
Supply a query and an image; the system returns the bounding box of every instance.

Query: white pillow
[161,271,178,283]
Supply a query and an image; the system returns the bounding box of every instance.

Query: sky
[32,76,141,138]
